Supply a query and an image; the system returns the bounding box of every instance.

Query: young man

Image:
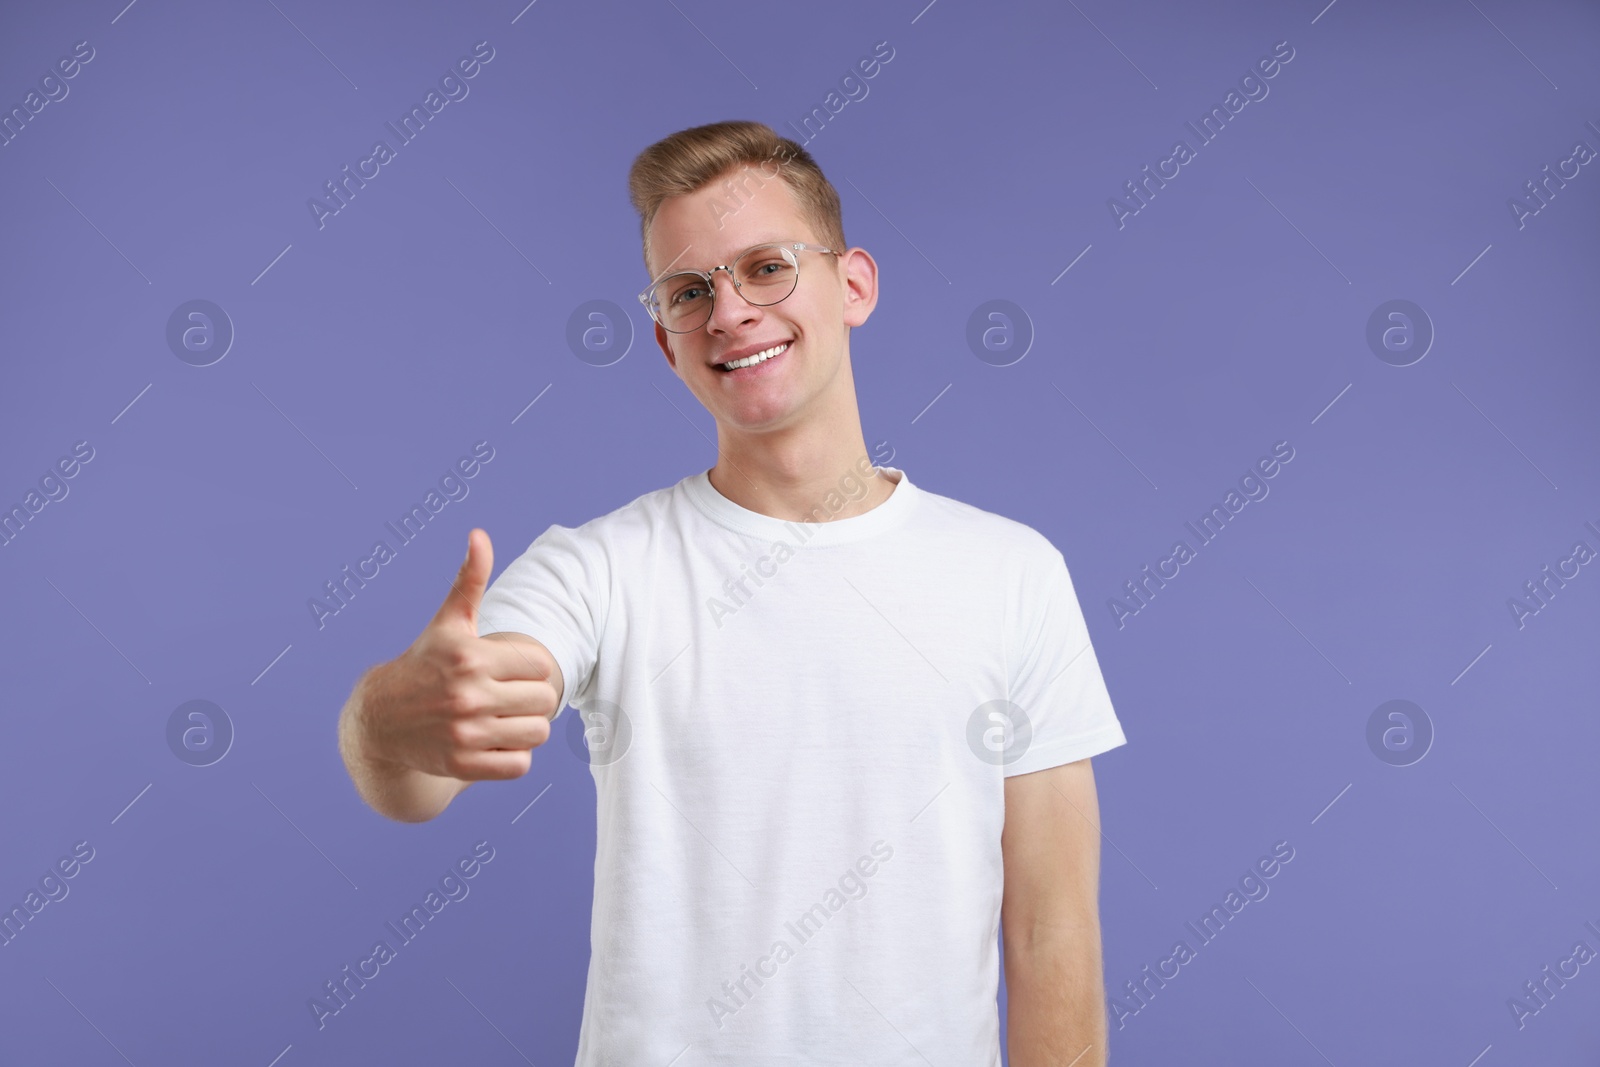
[338,120,1128,1066]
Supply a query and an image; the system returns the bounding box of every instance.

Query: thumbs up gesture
[347,528,565,787]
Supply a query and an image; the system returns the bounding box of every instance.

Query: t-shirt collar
[684,463,919,545]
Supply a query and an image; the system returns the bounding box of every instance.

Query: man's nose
[706,270,759,329]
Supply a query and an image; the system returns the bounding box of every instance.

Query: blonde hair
[627,120,845,277]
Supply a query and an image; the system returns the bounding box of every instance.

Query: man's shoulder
[909,480,1062,567]
[526,473,692,548]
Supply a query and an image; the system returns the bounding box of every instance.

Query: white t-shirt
[478,464,1127,1066]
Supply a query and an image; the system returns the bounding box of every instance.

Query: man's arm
[1001,756,1109,1067]
[338,663,472,824]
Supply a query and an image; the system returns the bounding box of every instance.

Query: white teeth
[720,342,789,371]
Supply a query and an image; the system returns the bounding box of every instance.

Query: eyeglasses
[637,241,839,334]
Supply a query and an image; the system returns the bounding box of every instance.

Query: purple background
[2,0,1598,1063]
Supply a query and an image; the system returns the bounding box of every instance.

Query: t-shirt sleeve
[475,523,605,721]
[1001,545,1127,776]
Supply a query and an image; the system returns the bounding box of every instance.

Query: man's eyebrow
[655,237,790,278]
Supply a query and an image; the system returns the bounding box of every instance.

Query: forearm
[338,667,462,823]
[1004,924,1110,1067]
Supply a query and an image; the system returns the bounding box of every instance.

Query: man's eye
[670,287,706,305]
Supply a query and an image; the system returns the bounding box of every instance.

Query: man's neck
[706,431,896,525]
[705,341,898,523]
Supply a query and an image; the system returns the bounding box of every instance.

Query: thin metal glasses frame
[636,241,839,333]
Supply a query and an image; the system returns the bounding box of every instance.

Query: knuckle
[442,684,482,718]
[446,718,480,750]
[441,641,480,675]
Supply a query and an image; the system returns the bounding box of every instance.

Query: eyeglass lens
[654,245,799,332]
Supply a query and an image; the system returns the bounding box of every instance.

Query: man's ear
[840,247,879,329]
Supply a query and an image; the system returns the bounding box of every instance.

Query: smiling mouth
[715,341,790,373]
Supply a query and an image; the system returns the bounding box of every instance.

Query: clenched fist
[346,528,565,790]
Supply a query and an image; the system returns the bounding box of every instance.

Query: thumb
[433,528,493,631]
